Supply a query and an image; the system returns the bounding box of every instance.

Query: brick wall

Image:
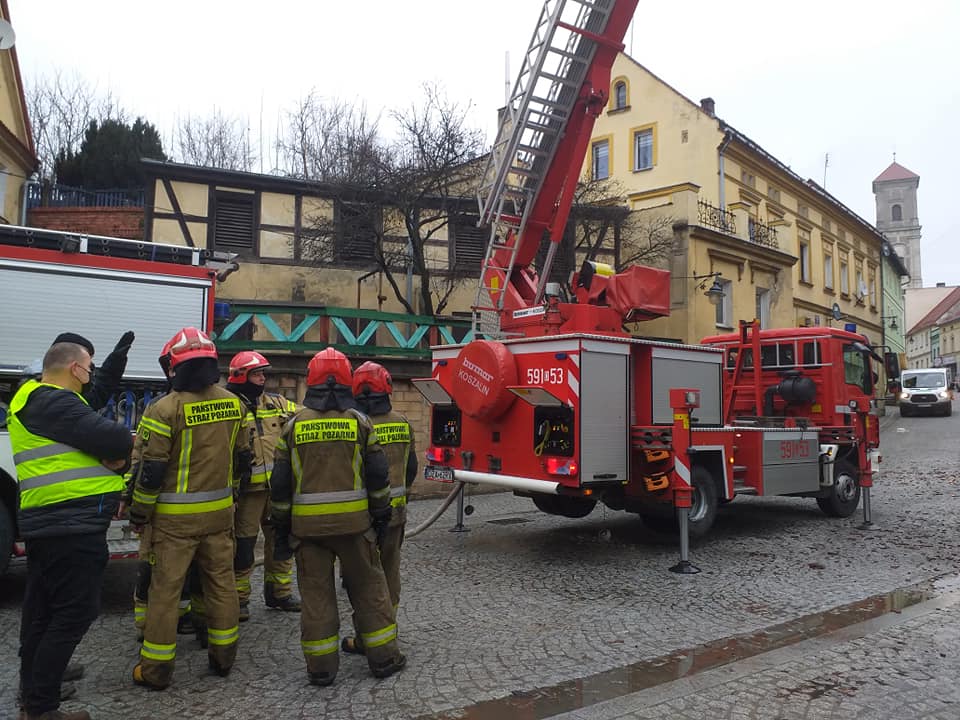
[28,207,144,239]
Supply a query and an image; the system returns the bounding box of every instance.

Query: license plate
[424,466,454,483]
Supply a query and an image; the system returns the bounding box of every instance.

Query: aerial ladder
[474,0,639,338]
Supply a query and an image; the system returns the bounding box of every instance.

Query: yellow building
[0,0,38,224]
[586,54,886,344]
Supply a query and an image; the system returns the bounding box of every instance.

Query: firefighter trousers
[234,489,293,603]
[349,523,404,644]
[297,529,400,679]
[133,525,196,632]
[139,525,239,688]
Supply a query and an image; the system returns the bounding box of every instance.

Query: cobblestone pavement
[2,407,959,719]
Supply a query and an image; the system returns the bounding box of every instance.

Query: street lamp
[677,272,725,306]
[880,315,898,330]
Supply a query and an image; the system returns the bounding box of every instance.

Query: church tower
[873,160,922,288]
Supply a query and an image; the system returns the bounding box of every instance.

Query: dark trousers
[20,532,108,715]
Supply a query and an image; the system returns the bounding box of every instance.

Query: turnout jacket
[8,380,131,539]
[239,392,299,492]
[270,407,391,538]
[367,409,417,527]
[130,385,250,536]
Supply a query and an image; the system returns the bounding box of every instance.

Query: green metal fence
[213,303,475,359]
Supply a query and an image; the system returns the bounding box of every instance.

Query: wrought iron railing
[213,302,476,359]
[748,217,779,248]
[26,183,145,210]
[697,199,736,235]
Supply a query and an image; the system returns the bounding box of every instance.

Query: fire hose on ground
[403,481,467,539]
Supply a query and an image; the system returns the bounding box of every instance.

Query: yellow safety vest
[8,380,124,510]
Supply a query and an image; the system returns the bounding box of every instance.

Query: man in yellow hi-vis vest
[270,348,405,687]
[226,351,300,619]
[129,328,251,690]
[10,340,132,720]
[341,361,417,656]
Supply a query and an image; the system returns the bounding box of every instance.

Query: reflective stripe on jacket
[243,393,298,489]
[8,380,125,512]
[372,411,414,526]
[280,407,385,537]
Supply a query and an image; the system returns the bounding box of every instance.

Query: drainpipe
[717,129,733,213]
[356,268,379,335]
[20,175,37,226]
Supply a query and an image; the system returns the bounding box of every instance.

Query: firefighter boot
[264,583,301,612]
[308,671,336,687]
[238,602,250,622]
[370,652,407,679]
[194,619,208,649]
[341,636,365,655]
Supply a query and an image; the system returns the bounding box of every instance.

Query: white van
[898,368,953,417]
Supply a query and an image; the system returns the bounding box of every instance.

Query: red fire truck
[415,0,883,570]
[0,224,237,575]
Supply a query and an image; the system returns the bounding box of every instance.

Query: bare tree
[570,178,676,271]
[26,71,126,180]
[275,91,382,183]
[298,85,486,317]
[174,111,255,171]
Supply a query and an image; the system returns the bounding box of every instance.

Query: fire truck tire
[531,494,597,519]
[816,459,861,518]
[641,466,718,540]
[0,495,13,576]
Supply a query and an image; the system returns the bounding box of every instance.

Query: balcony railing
[213,302,476,359]
[697,199,736,235]
[26,183,145,210]
[748,217,778,248]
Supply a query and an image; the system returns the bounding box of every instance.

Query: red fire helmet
[307,347,352,387]
[352,361,392,396]
[229,351,270,383]
[167,327,218,369]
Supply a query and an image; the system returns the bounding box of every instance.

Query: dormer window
[614,81,627,109]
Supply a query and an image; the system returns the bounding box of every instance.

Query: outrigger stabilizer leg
[669,502,701,574]
[857,450,880,531]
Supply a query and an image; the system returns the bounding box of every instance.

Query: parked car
[899,368,953,417]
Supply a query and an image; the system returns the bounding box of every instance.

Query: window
[756,288,771,329]
[212,191,255,253]
[855,268,865,302]
[449,215,486,275]
[802,341,822,366]
[840,255,849,295]
[892,204,902,221]
[614,81,627,109]
[799,241,810,283]
[768,187,781,203]
[740,170,756,188]
[824,251,834,289]
[633,129,653,171]
[869,268,877,307]
[798,205,809,219]
[591,140,609,180]
[336,201,380,264]
[823,218,832,232]
[843,344,871,394]
[715,278,732,327]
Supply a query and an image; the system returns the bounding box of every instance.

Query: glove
[274,527,294,562]
[370,505,392,547]
[113,330,135,356]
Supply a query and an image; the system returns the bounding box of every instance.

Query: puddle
[418,583,933,720]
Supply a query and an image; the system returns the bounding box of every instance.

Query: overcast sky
[8,1,959,286]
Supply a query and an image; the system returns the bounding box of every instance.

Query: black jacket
[16,385,132,539]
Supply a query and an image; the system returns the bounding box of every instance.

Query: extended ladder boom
[474,0,638,336]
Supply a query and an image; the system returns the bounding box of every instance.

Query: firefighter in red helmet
[270,348,405,686]
[129,327,251,690]
[226,350,300,619]
[341,361,417,656]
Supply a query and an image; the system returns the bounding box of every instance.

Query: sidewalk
[553,587,960,720]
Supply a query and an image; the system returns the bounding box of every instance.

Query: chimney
[937,282,946,287]
[700,97,715,117]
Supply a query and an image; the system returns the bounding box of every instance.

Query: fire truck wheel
[0,495,12,576]
[816,459,861,518]
[531,494,598,519]
[641,466,718,540]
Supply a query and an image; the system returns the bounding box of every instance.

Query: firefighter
[226,351,301,619]
[129,328,252,690]
[341,361,417,656]
[124,337,197,643]
[10,340,132,720]
[270,348,405,686]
